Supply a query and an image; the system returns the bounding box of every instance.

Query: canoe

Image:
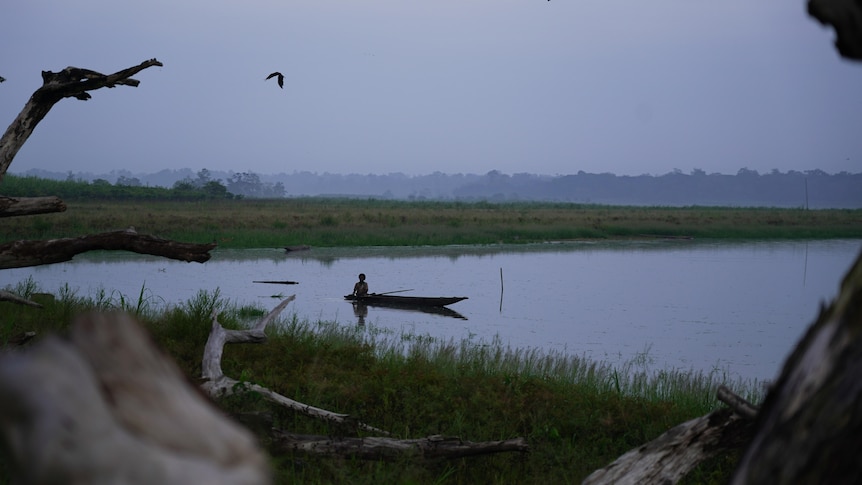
[344,294,467,308]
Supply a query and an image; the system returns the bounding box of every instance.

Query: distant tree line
[8,167,862,208]
[0,170,237,200]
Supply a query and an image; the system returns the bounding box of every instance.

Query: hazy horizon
[3,1,861,178]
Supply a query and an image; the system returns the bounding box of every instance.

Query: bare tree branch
[0,58,162,180]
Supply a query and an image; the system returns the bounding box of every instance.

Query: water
[4,239,860,384]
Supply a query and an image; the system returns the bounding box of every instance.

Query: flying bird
[266,71,284,89]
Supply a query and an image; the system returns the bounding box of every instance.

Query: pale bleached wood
[200,295,388,435]
[716,384,759,420]
[0,312,270,485]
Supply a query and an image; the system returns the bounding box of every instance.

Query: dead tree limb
[0,58,163,179]
[716,385,759,420]
[0,196,66,218]
[730,249,862,484]
[0,227,216,269]
[272,432,528,461]
[582,408,755,485]
[200,295,388,435]
[0,312,271,485]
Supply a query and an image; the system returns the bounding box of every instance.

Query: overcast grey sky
[2,0,860,177]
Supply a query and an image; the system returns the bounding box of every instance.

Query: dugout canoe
[344,294,467,308]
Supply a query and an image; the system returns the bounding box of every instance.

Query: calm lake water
[4,239,860,384]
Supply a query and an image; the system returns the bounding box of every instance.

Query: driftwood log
[0,312,271,485]
[199,295,386,434]
[202,295,530,460]
[0,227,216,269]
[0,195,66,218]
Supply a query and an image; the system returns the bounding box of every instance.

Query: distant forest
[10,167,862,209]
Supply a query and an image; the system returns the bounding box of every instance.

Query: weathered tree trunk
[0,312,271,484]
[0,227,216,269]
[0,196,66,217]
[730,249,862,484]
[0,59,163,179]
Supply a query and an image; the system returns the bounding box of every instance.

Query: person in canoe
[352,273,369,297]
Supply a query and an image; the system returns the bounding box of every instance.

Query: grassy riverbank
[0,283,757,484]
[2,198,860,248]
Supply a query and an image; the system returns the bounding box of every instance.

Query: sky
[2,0,861,177]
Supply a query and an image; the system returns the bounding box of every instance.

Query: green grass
[1,198,860,248]
[0,284,759,484]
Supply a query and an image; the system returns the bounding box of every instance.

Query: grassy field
[2,198,861,248]
[0,284,755,484]
[2,197,853,483]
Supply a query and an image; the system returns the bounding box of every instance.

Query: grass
[1,198,860,248]
[0,284,759,484]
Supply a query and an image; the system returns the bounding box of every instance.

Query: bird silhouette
[266,71,284,89]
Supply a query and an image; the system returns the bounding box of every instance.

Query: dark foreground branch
[0,228,216,269]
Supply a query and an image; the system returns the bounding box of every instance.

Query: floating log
[253,280,299,285]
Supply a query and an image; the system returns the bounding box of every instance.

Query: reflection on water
[4,239,860,383]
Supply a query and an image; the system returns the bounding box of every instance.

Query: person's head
[358,273,366,281]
